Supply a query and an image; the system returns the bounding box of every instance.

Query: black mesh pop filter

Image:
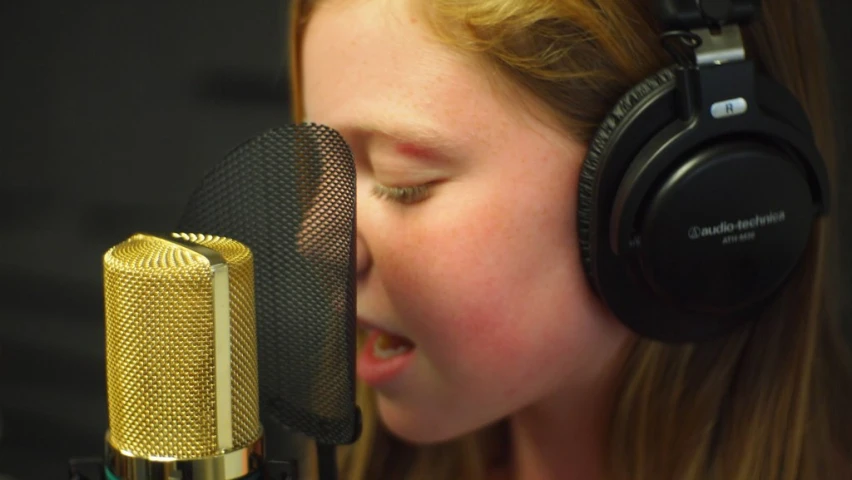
[178,123,358,446]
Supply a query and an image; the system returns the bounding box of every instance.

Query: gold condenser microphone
[102,233,264,480]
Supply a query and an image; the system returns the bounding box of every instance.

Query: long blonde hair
[291,0,852,478]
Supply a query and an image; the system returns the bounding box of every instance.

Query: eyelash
[371,183,433,204]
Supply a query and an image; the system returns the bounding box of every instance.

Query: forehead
[299,0,524,146]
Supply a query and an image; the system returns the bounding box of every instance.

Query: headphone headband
[655,0,761,30]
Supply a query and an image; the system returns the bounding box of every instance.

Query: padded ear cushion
[577,67,676,279]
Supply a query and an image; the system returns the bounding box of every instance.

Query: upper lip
[357,316,408,338]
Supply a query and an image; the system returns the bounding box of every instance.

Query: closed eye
[371,183,432,204]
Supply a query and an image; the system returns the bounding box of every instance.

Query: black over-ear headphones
[577,0,831,343]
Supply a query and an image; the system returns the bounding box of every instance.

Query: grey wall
[0,1,849,479]
[0,2,289,478]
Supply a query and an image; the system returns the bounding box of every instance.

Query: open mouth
[366,327,415,359]
[357,322,417,385]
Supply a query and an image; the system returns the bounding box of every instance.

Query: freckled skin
[301,0,632,443]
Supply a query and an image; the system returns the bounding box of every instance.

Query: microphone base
[104,432,264,480]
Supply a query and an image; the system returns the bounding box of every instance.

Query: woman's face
[301,0,632,443]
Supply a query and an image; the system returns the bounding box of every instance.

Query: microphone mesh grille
[103,233,261,458]
[179,123,357,445]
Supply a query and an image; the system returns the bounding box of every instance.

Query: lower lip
[357,329,416,387]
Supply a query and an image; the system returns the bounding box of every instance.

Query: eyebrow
[358,115,469,161]
[394,141,439,161]
[304,111,470,162]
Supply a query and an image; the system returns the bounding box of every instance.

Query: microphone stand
[315,444,338,480]
[67,456,300,480]
[68,408,359,479]
[67,457,105,480]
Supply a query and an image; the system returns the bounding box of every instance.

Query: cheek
[375,182,589,377]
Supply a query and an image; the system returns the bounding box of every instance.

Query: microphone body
[102,233,264,480]
[85,122,359,480]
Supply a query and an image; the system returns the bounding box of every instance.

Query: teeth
[373,333,413,359]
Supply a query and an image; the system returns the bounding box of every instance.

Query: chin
[375,394,479,445]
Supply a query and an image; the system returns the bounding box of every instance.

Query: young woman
[290,0,852,478]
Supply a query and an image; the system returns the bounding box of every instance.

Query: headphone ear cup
[578,67,676,284]
[577,56,829,342]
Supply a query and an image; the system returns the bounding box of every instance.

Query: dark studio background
[0,1,850,479]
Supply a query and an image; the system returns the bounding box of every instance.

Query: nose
[356,230,372,279]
